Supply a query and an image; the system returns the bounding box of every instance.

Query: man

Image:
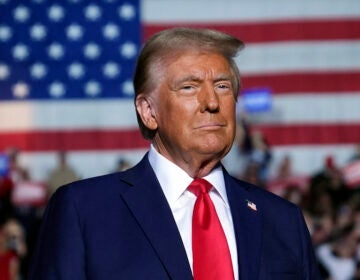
[29,28,321,279]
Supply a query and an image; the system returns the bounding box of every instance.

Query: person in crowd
[309,155,352,218]
[3,217,30,279]
[6,148,28,185]
[29,27,321,279]
[3,218,27,261]
[248,130,272,185]
[0,222,19,280]
[47,151,80,197]
[235,118,272,187]
[317,224,358,280]
[276,154,293,181]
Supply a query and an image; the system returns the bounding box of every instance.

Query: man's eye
[178,85,197,95]
[215,83,231,92]
[174,83,197,96]
[217,83,230,89]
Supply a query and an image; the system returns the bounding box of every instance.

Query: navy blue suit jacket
[29,154,321,279]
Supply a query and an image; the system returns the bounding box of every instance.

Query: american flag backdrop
[0,0,360,181]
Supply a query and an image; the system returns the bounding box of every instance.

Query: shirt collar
[148,145,229,207]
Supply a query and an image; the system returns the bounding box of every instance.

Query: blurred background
[0,0,359,279]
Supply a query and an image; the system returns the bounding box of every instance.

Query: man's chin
[196,144,231,159]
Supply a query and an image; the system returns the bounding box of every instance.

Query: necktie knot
[188,178,212,197]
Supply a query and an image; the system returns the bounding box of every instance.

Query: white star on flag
[103,62,120,78]
[13,5,31,22]
[48,5,65,22]
[0,25,12,41]
[68,62,85,79]
[30,24,47,41]
[13,82,30,99]
[66,24,84,41]
[103,23,120,40]
[118,3,136,21]
[49,81,66,98]
[120,42,137,59]
[47,43,64,60]
[122,80,134,96]
[30,63,47,79]
[84,43,101,59]
[13,44,29,61]
[85,80,102,97]
[85,4,102,21]
[0,64,10,80]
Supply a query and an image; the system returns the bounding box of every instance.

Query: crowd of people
[1,138,359,279]
[0,148,81,279]
[235,127,360,280]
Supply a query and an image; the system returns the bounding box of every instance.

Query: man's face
[149,50,237,167]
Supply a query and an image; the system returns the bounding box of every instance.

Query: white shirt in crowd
[317,243,356,280]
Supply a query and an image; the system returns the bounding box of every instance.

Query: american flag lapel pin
[246,200,257,211]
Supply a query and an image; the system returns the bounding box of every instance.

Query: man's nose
[199,85,220,113]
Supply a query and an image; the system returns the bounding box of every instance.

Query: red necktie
[188,178,234,280]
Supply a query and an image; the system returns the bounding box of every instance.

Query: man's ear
[135,94,158,130]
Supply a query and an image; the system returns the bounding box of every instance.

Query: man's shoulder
[51,172,121,203]
[54,155,151,198]
[66,172,122,189]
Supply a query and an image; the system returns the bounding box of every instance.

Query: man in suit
[29,28,321,279]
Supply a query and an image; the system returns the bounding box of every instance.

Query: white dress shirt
[148,145,239,279]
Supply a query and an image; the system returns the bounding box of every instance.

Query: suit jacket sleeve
[28,185,87,280]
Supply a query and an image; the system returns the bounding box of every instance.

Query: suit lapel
[224,171,263,280]
[118,156,193,280]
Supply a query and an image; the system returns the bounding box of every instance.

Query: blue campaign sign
[242,88,272,113]
[0,154,9,176]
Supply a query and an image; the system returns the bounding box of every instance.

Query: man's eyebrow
[171,75,201,88]
[214,74,232,82]
[174,73,232,84]
[174,75,201,84]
